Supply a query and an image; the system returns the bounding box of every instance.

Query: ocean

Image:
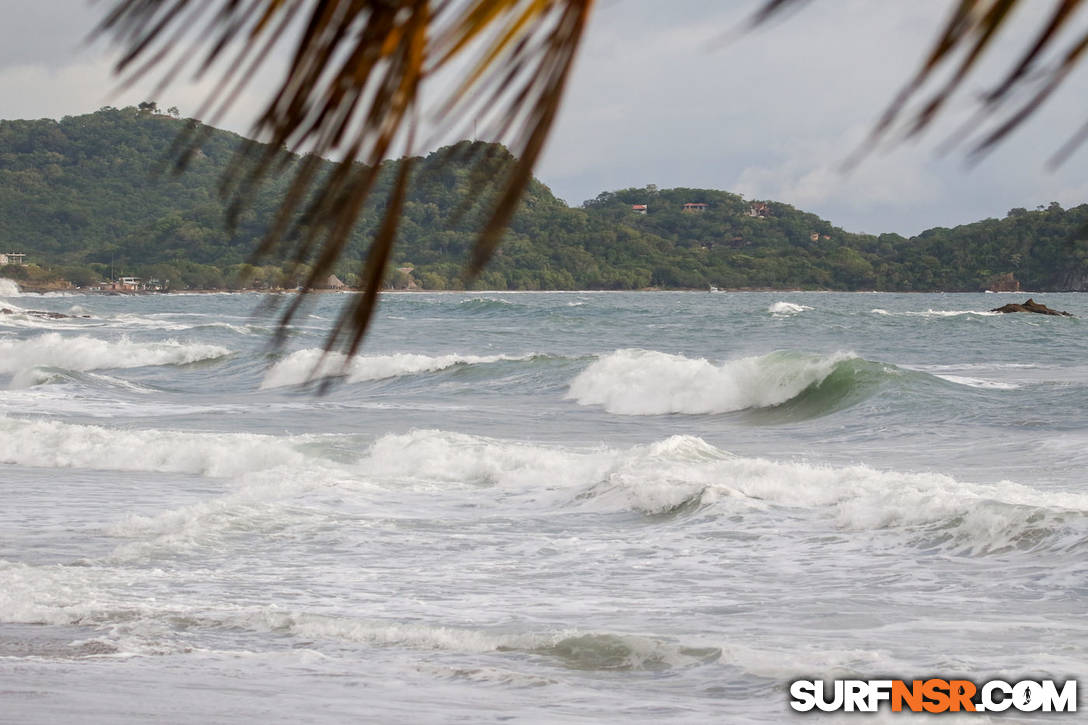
[1,286,1085,722]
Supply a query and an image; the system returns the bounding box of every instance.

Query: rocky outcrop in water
[0,308,90,319]
[989,298,1073,316]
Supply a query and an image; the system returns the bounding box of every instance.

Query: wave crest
[0,417,316,477]
[261,349,533,389]
[768,301,812,316]
[566,349,859,416]
[4,423,1085,557]
[0,333,230,386]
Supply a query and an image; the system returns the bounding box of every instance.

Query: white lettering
[981,680,1012,712]
[789,680,816,712]
[815,680,844,712]
[867,680,893,711]
[1040,680,1077,712]
[844,680,869,712]
[1013,680,1043,712]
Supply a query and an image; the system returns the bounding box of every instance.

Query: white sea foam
[261,615,716,670]
[109,313,253,334]
[566,349,854,415]
[0,333,230,386]
[871,308,998,318]
[915,309,1000,317]
[261,349,530,389]
[0,304,29,322]
[0,569,716,670]
[354,430,1088,541]
[358,428,612,493]
[901,363,1025,389]
[0,553,717,668]
[933,374,1020,390]
[361,431,1088,555]
[768,301,812,316]
[0,278,20,296]
[0,417,316,477]
[5,421,1084,556]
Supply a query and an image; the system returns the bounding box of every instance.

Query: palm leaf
[754,0,1088,161]
[98,0,1087,362]
[96,0,593,357]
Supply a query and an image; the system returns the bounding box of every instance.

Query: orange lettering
[948,680,977,712]
[892,680,924,712]
[922,679,951,713]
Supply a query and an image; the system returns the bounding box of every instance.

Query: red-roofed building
[682,202,708,212]
[632,204,647,214]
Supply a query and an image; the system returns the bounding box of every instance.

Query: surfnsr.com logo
[789,679,1077,713]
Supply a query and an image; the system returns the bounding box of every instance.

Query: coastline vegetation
[1,107,1086,293]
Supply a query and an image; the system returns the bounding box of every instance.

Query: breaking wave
[2,422,1085,558]
[362,431,1088,554]
[768,301,812,316]
[458,297,522,312]
[261,349,535,389]
[0,278,20,296]
[566,349,873,416]
[0,333,230,387]
[0,418,329,477]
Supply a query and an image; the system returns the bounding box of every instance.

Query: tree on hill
[3,109,1087,292]
[95,0,1088,346]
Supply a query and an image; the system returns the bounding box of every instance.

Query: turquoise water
[1,289,1085,722]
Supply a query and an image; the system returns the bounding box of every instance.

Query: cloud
[0,0,1085,237]
[537,0,1088,234]
[0,0,101,68]
[0,45,284,140]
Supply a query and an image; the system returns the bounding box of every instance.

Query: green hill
[1,107,1086,291]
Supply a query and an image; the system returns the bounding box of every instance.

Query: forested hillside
[1,107,1086,291]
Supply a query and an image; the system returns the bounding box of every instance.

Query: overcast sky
[1,0,1086,235]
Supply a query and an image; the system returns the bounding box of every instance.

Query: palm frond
[96,0,593,354]
[756,0,1088,162]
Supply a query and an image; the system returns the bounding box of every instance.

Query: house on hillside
[0,252,27,266]
[682,203,708,213]
[632,204,647,214]
[747,202,770,218]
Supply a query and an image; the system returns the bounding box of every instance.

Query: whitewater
[1,287,1086,723]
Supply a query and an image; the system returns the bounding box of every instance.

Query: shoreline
[2,280,1073,296]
